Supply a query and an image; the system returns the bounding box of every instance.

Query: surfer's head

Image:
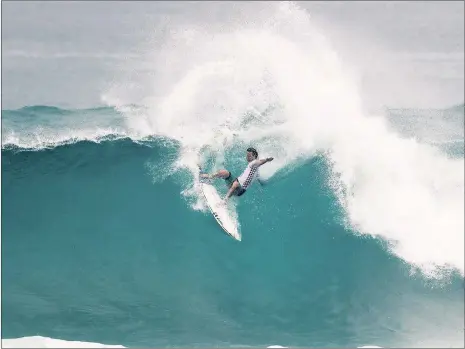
[246,147,258,161]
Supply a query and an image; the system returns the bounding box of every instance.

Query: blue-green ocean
[2,104,464,348]
[2,2,464,347]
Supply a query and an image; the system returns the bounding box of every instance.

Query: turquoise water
[2,106,464,348]
[2,2,464,347]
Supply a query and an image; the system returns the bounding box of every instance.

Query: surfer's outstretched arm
[255,157,274,167]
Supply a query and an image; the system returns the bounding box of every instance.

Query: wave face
[2,2,464,348]
[2,136,464,348]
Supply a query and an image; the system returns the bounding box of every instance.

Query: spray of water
[102,2,464,278]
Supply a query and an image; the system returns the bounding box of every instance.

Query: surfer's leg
[225,180,240,200]
[215,169,231,179]
[201,169,231,180]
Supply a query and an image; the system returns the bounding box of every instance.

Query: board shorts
[224,171,246,197]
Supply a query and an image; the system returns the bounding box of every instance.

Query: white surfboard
[199,174,241,241]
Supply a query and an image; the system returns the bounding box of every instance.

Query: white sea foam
[103,2,464,278]
[2,336,125,348]
[3,337,383,348]
[2,127,130,150]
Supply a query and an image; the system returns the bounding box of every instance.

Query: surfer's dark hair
[247,147,258,159]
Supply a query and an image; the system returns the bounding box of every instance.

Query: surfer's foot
[200,173,211,179]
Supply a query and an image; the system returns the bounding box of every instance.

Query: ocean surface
[2,2,464,348]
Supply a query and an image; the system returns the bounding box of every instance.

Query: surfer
[200,147,273,202]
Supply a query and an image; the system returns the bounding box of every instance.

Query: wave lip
[2,129,131,151]
[1,104,149,150]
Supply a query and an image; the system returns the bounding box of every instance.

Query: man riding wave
[200,147,274,202]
